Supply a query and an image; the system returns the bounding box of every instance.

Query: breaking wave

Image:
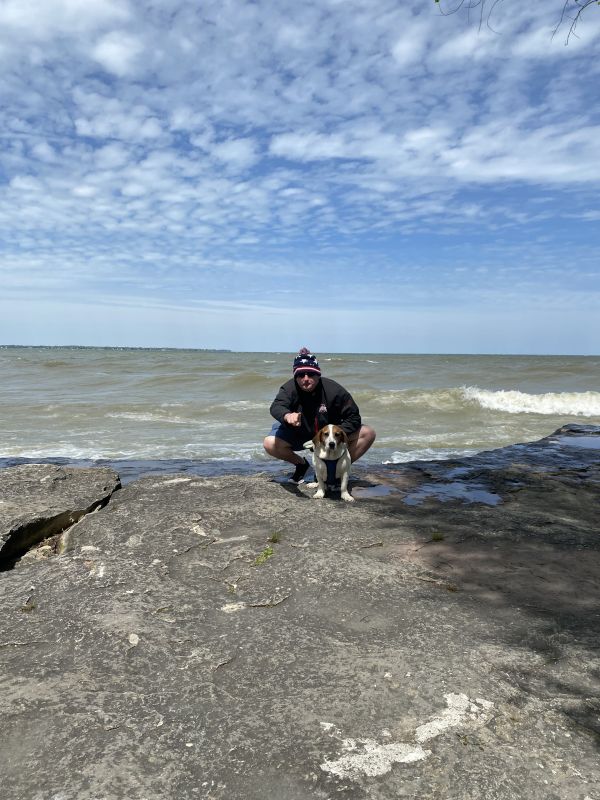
[384,447,480,464]
[366,387,600,417]
[462,388,600,417]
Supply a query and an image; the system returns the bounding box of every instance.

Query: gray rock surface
[0,464,120,563]
[0,428,599,799]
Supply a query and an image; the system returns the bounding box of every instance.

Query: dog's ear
[340,428,349,445]
[303,439,315,451]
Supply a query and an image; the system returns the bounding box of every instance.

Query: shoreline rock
[0,426,598,799]
[0,464,120,566]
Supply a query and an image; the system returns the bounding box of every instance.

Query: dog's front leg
[337,453,354,502]
[313,456,327,499]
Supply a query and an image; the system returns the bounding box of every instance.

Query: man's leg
[347,425,376,463]
[264,435,310,483]
[263,435,306,466]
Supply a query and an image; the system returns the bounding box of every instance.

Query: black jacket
[270,376,361,441]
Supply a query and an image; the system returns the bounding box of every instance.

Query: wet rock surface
[0,426,599,799]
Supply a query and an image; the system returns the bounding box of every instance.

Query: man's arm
[323,379,362,435]
[338,391,362,436]
[269,381,298,424]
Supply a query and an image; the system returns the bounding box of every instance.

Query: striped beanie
[292,347,321,377]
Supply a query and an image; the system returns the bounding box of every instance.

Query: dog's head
[305,424,348,459]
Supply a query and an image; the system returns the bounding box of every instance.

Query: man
[263,347,376,483]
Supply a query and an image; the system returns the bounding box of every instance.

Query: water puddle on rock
[352,484,394,499]
[402,481,502,507]
[556,436,600,450]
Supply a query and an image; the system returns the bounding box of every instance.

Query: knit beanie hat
[292,347,321,377]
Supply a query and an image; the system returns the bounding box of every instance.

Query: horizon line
[1,344,598,358]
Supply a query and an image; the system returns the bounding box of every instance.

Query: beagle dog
[304,424,354,502]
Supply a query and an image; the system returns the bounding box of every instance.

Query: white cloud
[92,30,144,76]
[444,122,600,184]
[270,132,349,161]
[433,28,484,61]
[10,175,43,192]
[73,91,164,142]
[31,141,58,162]
[71,185,98,198]
[0,0,131,38]
[94,143,131,169]
[513,16,600,56]
[391,15,431,67]
[170,108,210,133]
[212,138,260,169]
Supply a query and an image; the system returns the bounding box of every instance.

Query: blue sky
[1,0,599,354]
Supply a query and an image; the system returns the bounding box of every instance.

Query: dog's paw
[313,489,325,500]
[341,492,355,502]
[306,481,318,489]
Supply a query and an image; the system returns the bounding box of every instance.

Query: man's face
[295,371,319,393]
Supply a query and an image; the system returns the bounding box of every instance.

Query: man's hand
[284,412,302,427]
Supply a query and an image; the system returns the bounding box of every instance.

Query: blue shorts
[268,421,308,451]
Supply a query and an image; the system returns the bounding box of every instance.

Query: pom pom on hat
[292,347,321,376]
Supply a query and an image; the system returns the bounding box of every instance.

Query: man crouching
[263,347,376,490]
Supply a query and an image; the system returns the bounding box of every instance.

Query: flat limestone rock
[0,464,121,561]
[0,431,599,800]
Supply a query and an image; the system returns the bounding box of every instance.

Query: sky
[1,0,599,354]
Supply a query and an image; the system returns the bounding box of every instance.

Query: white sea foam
[204,454,254,462]
[2,445,135,460]
[2,441,261,460]
[462,387,600,417]
[370,388,461,410]
[221,400,264,410]
[384,447,480,465]
[106,411,192,425]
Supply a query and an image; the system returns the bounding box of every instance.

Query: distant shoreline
[1,344,598,358]
[0,344,232,353]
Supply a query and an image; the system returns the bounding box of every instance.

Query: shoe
[289,458,310,484]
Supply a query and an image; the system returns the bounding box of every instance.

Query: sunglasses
[296,371,317,379]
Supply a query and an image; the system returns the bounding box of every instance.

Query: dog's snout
[328,440,336,449]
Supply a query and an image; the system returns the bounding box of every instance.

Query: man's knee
[363,425,376,445]
[264,435,294,459]
[347,425,376,463]
[348,425,376,445]
[263,435,277,455]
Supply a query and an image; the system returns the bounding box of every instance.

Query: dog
[303,424,354,502]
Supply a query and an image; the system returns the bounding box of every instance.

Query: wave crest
[365,386,600,417]
[367,388,463,411]
[462,387,600,417]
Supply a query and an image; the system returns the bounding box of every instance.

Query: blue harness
[325,458,339,485]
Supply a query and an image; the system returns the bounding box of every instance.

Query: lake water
[1,346,599,479]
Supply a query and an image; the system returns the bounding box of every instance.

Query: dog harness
[325,458,339,485]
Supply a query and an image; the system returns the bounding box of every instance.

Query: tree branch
[434,0,598,45]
